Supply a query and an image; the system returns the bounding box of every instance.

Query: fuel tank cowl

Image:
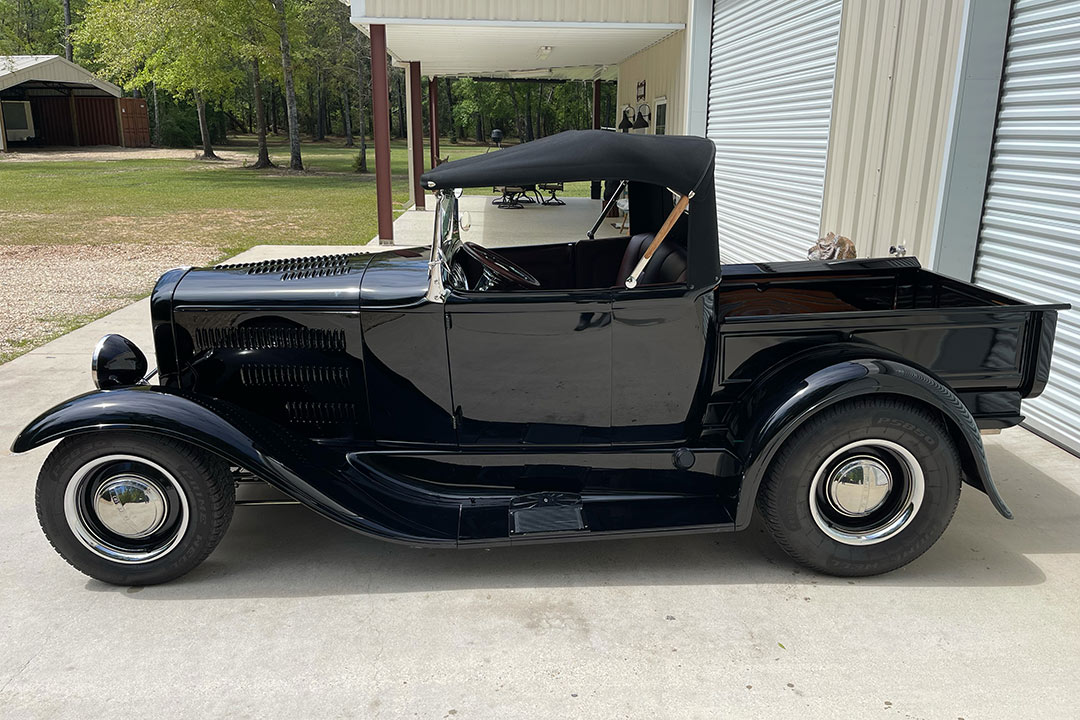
[360,247,434,309]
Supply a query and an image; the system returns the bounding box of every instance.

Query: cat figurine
[808,232,856,261]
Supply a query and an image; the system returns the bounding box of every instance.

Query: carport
[0,55,149,151]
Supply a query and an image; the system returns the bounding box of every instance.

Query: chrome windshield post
[426,189,459,303]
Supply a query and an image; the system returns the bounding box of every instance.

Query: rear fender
[729,355,1009,529]
[11,386,458,544]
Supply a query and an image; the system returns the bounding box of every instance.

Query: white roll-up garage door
[707,0,843,264]
[973,0,1080,455]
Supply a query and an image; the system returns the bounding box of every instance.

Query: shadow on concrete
[89,443,1080,600]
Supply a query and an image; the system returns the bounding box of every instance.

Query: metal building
[0,55,150,151]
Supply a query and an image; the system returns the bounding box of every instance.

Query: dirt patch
[0,242,220,361]
[0,146,250,165]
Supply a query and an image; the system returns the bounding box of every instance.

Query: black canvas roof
[420,130,716,196]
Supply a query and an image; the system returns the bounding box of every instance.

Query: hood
[172,253,372,309]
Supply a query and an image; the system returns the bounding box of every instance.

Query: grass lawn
[0,134,593,362]
[1,136,485,254]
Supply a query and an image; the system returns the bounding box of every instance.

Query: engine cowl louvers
[193,327,347,353]
[215,253,360,281]
[284,402,357,425]
[240,364,350,388]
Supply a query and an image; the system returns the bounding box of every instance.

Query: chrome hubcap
[64,455,189,564]
[825,456,893,517]
[809,440,925,546]
[93,475,168,538]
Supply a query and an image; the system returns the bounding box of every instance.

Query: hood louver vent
[240,364,350,388]
[216,253,359,281]
[285,402,357,425]
[194,327,347,353]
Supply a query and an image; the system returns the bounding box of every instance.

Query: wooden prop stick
[625,191,693,288]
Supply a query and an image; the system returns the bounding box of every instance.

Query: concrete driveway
[2,246,1079,719]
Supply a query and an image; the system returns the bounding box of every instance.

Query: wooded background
[0,0,617,170]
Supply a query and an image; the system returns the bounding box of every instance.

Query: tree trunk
[535,85,544,139]
[524,83,534,141]
[251,58,274,169]
[342,87,354,147]
[269,82,278,134]
[355,43,368,172]
[396,73,406,139]
[63,0,72,61]
[193,91,220,160]
[151,83,161,145]
[445,80,457,143]
[505,81,525,141]
[271,0,303,170]
[315,69,326,141]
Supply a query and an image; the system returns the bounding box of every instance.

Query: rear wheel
[36,432,234,585]
[757,398,962,576]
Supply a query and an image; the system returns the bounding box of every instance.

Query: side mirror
[459,211,472,231]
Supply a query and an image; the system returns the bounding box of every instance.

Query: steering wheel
[461,242,541,289]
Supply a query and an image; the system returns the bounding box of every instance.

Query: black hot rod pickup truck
[12,131,1068,585]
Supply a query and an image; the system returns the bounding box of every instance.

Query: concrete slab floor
[2,245,1080,719]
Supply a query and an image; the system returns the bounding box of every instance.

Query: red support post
[591,78,602,200]
[370,25,394,244]
[408,61,425,210]
[428,75,440,169]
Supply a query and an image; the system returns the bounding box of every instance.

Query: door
[972,0,1080,455]
[611,286,716,445]
[707,0,843,263]
[445,291,612,445]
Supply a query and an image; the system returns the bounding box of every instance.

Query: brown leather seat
[616,233,688,286]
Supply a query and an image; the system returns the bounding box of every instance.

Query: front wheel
[757,398,962,576]
[36,432,234,585]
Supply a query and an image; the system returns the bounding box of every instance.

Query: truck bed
[715,257,1067,429]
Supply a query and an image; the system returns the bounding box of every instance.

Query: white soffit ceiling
[354,21,682,79]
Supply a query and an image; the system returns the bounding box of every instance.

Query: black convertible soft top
[420,130,716,196]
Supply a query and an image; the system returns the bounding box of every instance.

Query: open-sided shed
[0,55,149,151]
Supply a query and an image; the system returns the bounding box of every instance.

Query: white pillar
[404,63,419,209]
[0,101,9,152]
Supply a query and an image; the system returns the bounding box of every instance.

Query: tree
[209,0,278,168]
[269,0,302,170]
[79,0,238,159]
[63,0,72,59]
[0,0,69,55]
[353,31,368,171]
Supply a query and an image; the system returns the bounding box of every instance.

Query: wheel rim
[808,439,925,546]
[64,454,189,564]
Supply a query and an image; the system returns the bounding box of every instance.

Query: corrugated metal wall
[707,0,843,264]
[75,97,119,146]
[28,96,75,145]
[617,31,686,135]
[360,0,686,24]
[973,0,1080,455]
[819,0,964,261]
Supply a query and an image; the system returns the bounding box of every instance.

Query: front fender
[731,356,1010,529]
[11,386,458,545]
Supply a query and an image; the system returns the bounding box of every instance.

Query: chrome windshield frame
[426,189,459,303]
